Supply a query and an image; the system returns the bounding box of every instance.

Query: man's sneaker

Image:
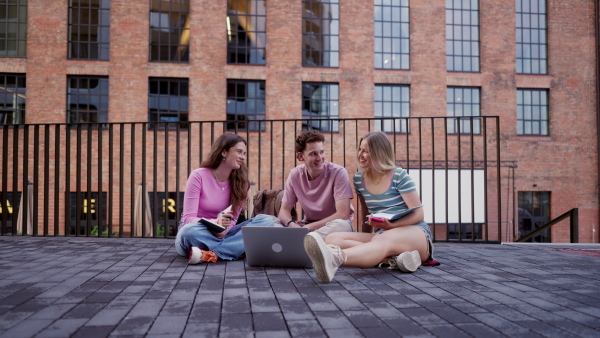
[303,232,347,283]
[381,250,421,272]
[188,247,218,265]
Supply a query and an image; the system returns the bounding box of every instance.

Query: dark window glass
[150,0,189,62]
[68,0,110,60]
[447,86,481,134]
[302,0,339,67]
[517,88,548,136]
[446,0,479,72]
[374,0,409,69]
[226,79,265,131]
[518,191,550,242]
[0,73,25,124]
[516,0,547,74]
[0,0,27,57]
[0,191,21,234]
[67,75,108,125]
[302,82,339,132]
[68,191,107,235]
[148,77,189,130]
[149,191,184,237]
[374,84,410,133]
[227,0,266,65]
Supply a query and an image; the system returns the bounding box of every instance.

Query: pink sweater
[180,168,245,230]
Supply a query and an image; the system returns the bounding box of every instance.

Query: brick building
[0,0,598,243]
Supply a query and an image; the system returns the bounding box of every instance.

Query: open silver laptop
[242,227,313,268]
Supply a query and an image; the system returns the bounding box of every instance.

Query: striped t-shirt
[353,167,416,215]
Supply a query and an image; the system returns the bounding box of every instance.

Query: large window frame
[446,0,479,72]
[150,0,190,62]
[227,0,266,65]
[516,0,547,74]
[374,0,409,70]
[67,75,109,125]
[148,77,189,130]
[518,191,550,242]
[0,73,25,125]
[447,86,481,135]
[302,0,339,68]
[226,79,265,132]
[68,0,110,60]
[517,88,548,136]
[374,84,410,133]
[0,0,27,57]
[301,82,339,132]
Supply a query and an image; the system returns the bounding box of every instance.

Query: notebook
[242,227,313,268]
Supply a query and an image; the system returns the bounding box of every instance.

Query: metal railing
[515,208,579,243]
[0,117,502,242]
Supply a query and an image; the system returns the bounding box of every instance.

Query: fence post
[570,208,579,243]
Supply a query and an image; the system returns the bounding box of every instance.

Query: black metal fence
[0,117,502,242]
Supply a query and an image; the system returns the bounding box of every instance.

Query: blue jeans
[175,214,274,260]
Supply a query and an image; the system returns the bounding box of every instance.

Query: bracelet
[285,220,295,227]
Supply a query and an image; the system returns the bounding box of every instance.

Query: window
[302,0,339,67]
[0,0,27,57]
[227,0,266,65]
[0,73,25,124]
[67,75,108,125]
[148,77,188,130]
[226,80,265,131]
[374,84,409,133]
[68,0,110,60]
[447,87,480,134]
[0,191,21,234]
[68,191,107,235]
[150,0,189,62]
[518,191,550,242]
[149,191,184,237]
[517,89,548,135]
[302,82,338,132]
[374,0,409,70]
[516,0,547,74]
[446,0,479,72]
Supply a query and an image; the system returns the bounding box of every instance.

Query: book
[199,218,227,233]
[370,205,424,222]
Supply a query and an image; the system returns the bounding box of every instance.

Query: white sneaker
[385,250,421,272]
[188,247,218,265]
[303,232,347,283]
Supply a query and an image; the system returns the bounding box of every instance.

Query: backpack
[251,189,297,220]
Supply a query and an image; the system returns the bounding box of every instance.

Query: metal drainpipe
[596,0,600,243]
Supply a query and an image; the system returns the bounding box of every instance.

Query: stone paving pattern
[0,237,599,337]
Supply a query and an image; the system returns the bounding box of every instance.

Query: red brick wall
[0,0,597,242]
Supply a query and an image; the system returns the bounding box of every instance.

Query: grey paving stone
[220,313,252,332]
[515,320,582,338]
[455,322,506,337]
[71,325,114,338]
[423,323,473,338]
[470,312,542,338]
[84,308,129,326]
[35,318,88,338]
[111,315,154,336]
[147,315,187,335]
[0,318,52,338]
[252,312,288,332]
[286,319,327,337]
[181,322,219,338]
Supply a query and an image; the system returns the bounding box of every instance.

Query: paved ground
[0,237,599,338]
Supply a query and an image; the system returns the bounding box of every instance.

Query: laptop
[242,227,313,268]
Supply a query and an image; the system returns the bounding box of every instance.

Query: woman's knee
[247,214,274,227]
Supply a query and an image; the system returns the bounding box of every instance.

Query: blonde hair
[358,131,396,173]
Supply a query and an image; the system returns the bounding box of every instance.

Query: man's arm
[304,198,351,231]
[278,202,299,227]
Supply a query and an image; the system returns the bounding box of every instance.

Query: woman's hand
[217,212,234,228]
[368,216,394,230]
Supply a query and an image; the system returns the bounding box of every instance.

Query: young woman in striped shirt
[304,131,435,283]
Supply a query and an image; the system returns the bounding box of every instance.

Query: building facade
[0,0,598,242]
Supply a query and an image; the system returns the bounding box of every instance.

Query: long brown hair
[200,133,249,211]
[358,131,396,173]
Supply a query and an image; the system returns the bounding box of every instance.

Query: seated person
[276,130,355,239]
[175,133,273,265]
[304,131,435,282]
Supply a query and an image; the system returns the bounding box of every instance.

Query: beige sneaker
[383,250,421,272]
[303,232,347,283]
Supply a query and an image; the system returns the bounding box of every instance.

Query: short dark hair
[295,130,325,153]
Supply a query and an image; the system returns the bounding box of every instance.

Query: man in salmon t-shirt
[276,130,355,239]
